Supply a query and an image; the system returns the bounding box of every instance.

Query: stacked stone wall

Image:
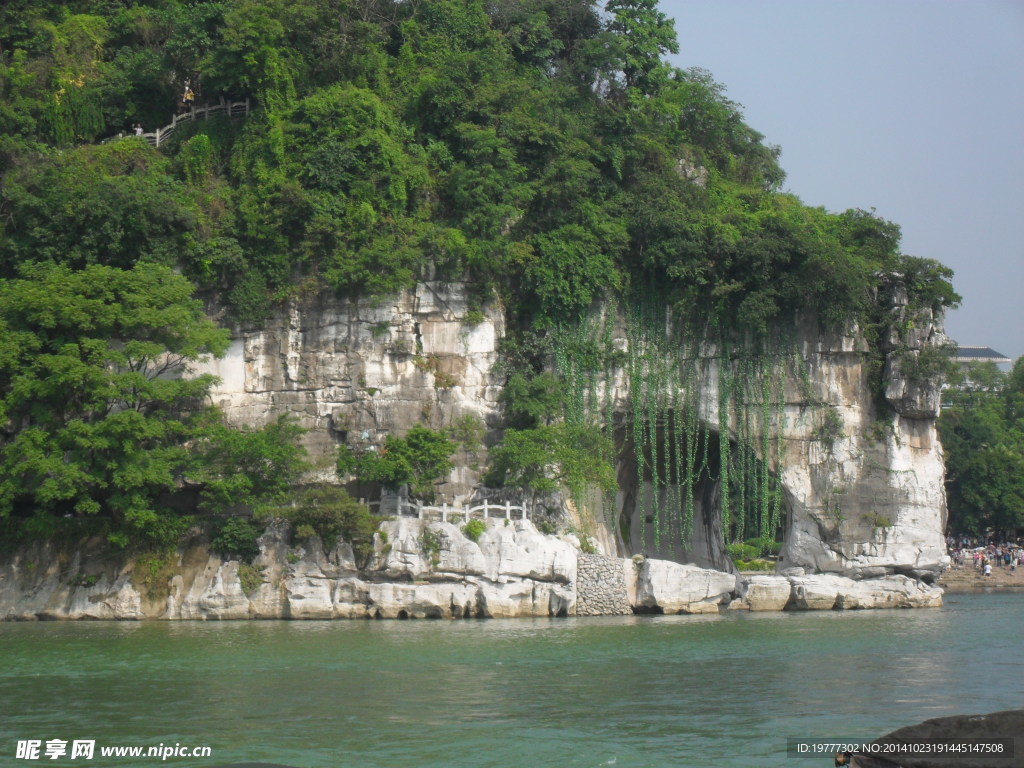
[575,554,631,616]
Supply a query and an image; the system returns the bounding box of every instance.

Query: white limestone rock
[195,283,506,495]
[787,574,943,610]
[476,579,572,618]
[633,559,736,614]
[164,516,580,620]
[178,560,253,620]
[1,273,955,620]
[376,518,576,585]
[832,575,943,609]
[188,281,950,584]
[480,520,577,583]
[281,575,336,619]
[787,574,847,610]
[64,574,144,620]
[2,528,945,619]
[357,581,481,619]
[739,575,793,612]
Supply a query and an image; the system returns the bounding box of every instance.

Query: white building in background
[954,346,1011,373]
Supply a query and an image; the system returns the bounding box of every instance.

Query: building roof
[955,346,1011,364]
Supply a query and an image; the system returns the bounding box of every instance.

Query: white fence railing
[110,98,251,148]
[359,498,532,523]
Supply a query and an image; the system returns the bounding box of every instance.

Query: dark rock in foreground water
[845,709,1024,768]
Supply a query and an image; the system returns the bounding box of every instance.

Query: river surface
[1,593,1022,768]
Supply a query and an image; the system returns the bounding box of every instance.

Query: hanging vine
[548,290,793,554]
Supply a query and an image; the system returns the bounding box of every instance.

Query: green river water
[1,593,1022,768]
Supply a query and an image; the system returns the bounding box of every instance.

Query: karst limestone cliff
[196,280,949,582]
[0,280,951,619]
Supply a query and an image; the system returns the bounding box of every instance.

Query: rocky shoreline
[0,519,943,621]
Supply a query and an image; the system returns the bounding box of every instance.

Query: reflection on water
[2,596,1022,768]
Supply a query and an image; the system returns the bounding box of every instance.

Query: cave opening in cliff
[614,410,788,572]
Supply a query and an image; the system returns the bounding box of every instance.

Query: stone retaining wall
[575,554,632,616]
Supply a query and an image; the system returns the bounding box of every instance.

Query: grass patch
[461,519,487,542]
[237,562,263,595]
[735,559,775,572]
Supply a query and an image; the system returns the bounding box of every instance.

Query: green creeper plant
[341,425,456,501]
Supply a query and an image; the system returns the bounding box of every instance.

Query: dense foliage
[486,367,614,506]
[1,0,958,334]
[484,423,616,505]
[1,1,962,549]
[259,484,382,567]
[0,262,308,546]
[339,425,456,501]
[210,515,263,562]
[939,361,1024,538]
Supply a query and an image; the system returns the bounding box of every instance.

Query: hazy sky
[660,0,1024,362]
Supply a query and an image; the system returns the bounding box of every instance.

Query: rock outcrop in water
[844,708,1024,768]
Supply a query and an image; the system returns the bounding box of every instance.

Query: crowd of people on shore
[946,535,1024,576]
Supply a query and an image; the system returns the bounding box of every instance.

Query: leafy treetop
[0,262,306,546]
[939,360,1024,538]
[0,0,959,337]
[0,1,963,542]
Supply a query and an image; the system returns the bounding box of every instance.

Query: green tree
[0,0,956,339]
[0,0,970,552]
[341,425,456,501]
[205,0,296,110]
[0,262,226,542]
[0,140,196,273]
[499,372,563,429]
[261,484,380,567]
[939,360,1024,537]
[0,262,307,546]
[605,0,678,96]
[210,515,263,562]
[286,84,433,298]
[485,423,615,505]
[35,13,110,145]
[188,413,309,512]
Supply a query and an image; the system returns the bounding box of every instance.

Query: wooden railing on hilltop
[111,98,251,147]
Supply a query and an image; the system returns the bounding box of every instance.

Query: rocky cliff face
[777,293,949,581]
[0,277,951,620]
[192,280,949,583]
[200,281,503,499]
